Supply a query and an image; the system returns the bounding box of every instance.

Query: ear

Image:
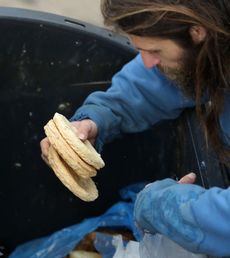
[189,25,207,44]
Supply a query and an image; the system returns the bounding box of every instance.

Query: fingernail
[78,133,85,140]
[187,172,196,178]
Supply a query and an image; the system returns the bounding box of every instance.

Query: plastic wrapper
[139,233,207,258]
[112,235,140,258]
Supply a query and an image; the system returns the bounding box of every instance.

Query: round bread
[44,119,96,178]
[48,146,98,202]
[53,113,105,169]
[69,250,101,258]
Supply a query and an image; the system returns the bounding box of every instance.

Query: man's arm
[71,54,195,149]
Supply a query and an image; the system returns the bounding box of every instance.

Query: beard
[157,46,199,98]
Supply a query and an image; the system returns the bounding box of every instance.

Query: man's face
[129,34,197,95]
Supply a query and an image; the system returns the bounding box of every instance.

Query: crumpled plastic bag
[139,233,207,258]
[112,235,140,258]
[108,233,206,258]
[9,183,145,258]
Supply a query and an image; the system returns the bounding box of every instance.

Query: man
[40,0,230,256]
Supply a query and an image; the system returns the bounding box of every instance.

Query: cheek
[160,50,184,68]
[140,52,161,68]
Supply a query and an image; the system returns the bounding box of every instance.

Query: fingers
[40,137,50,164]
[178,172,196,184]
[41,152,50,166]
[71,119,98,143]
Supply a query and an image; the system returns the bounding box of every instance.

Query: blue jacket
[71,54,230,256]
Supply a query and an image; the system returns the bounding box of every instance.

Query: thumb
[71,120,97,141]
[78,132,87,141]
[71,121,88,140]
[178,172,196,184]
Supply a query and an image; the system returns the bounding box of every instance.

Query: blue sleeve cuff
[134,179,206,253]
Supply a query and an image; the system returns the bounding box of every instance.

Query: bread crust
[48,146,98,202]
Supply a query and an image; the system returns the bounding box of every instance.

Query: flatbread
[53,113,105,169]
[69,250,101,258]
[44,119,96,178]
[48,146,98,202]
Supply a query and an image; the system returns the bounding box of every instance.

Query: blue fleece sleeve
[71,54,195,148]
[134,179,230,256]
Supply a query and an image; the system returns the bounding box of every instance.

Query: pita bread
[44,119,96,178]
[48,146,98,202]
[69,250,101,258]
[53,113,105,169]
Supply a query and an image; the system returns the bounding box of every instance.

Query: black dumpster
[0,7,229,258]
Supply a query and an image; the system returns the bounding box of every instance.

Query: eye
[149,50,161,55]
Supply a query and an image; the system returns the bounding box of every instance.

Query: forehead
[128,34,183,52]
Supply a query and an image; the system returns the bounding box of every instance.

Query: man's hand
[71,119,98,144]
[178,172,196,184]
[40,137,50,165]
[40,119,98,164]
[144,172,197,189]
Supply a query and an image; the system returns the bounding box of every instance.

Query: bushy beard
[157,47,198,98]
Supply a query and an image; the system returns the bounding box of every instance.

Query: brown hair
[101,0,230,165]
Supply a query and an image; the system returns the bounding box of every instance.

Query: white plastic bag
[139,233,207,258]
[112,235,140,258]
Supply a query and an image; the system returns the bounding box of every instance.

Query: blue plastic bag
[9,183,145,258]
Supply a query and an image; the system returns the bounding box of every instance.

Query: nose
[140,51,160,68]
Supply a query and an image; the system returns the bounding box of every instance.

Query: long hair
[101,0,230,166]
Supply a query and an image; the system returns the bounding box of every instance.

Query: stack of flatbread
[69,250,101,258]
[44,112,105,202]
